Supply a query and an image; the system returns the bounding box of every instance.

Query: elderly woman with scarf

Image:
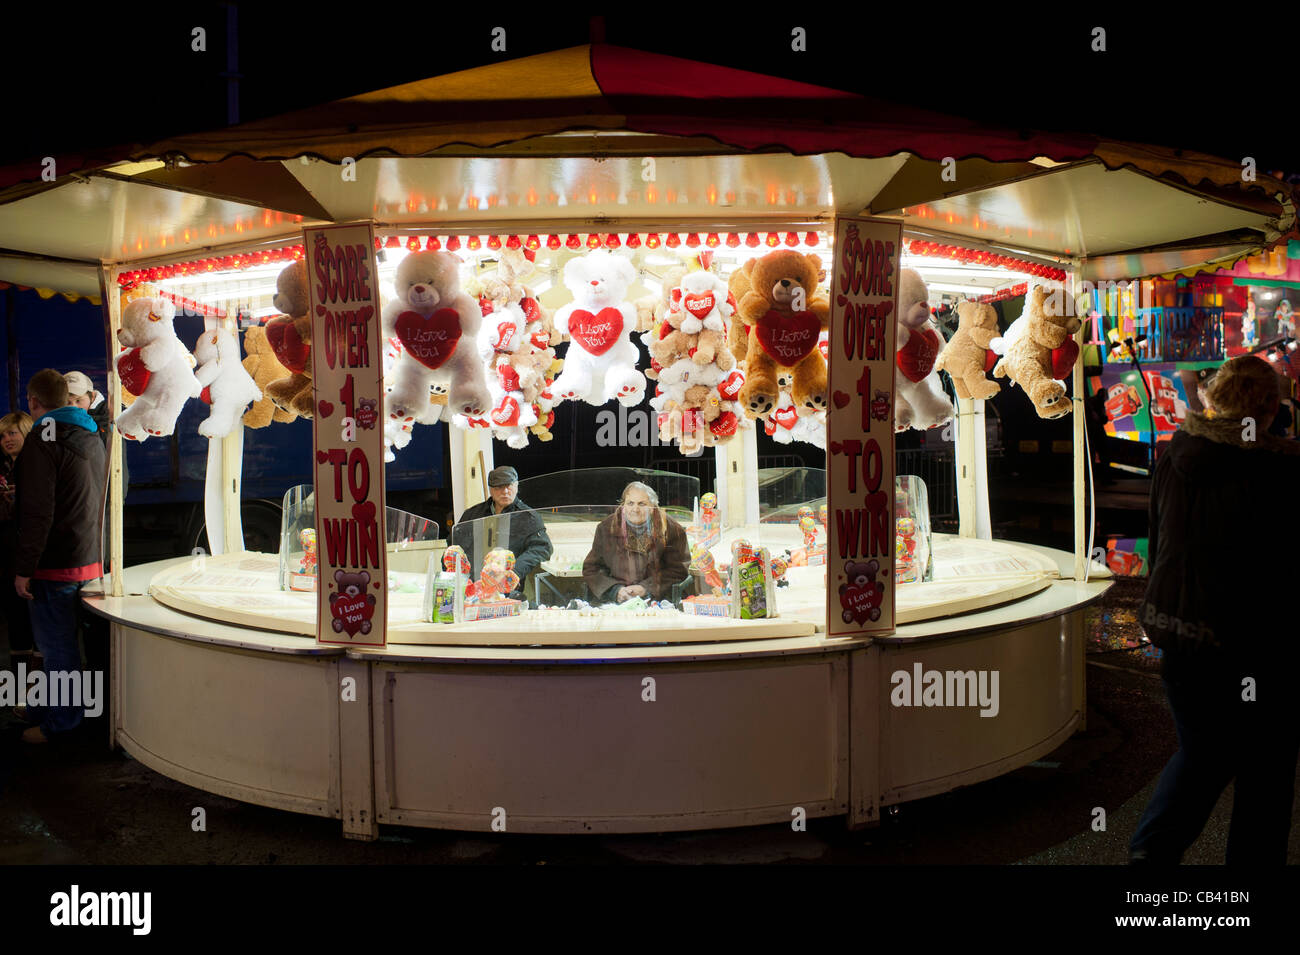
[583,482,691,604]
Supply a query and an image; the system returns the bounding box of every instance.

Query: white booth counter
[84,536,1110,836]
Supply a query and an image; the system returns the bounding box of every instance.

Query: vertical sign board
[306,223,388,647]
[827,216,900,637]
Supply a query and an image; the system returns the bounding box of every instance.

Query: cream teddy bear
[933,300,1001,400]
[383,250,491,421]
[894,269,955,432]
[552,250,645,407]
[115,296,203,441]
[991,285,1082,419]
[193,325,262,438]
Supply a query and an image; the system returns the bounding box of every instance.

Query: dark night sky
[3,4,1297,173]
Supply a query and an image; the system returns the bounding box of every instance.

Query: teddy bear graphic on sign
[330,570,377,636]
[383,250,491,422]
[192,326,263,439]
[114,296,204,441]
[355,397,379,431]
[552,250,646,407]
[732,250,830,417]
[263,260,317,420]
[838,559,884,625]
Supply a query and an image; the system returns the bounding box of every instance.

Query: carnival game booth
[1,46,1296,836]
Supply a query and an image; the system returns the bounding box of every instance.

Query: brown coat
[583,509,691,602]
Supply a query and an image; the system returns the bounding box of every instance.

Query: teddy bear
[552,250,645,407]
[114,296,203,441]
[733,250,829,417]
[330,570,376,635]
[383,250,491,421]
[635,265,687,342]
[240,325,297,428]
[263,260,316,419]
[893,268,955,432]
[933,299,1002,401]
[990,284,1082,419]
[193,325,263,438]
[676,270,732,365]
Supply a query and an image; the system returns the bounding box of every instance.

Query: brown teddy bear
[264,260,316,419]
[933,300,1001,401]
[734,250,829,416]
[991,285,1082,418]
[241,325,298,428]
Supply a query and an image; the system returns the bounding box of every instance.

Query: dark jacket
[1141,410,1300,667]
[583,509,691,602]
[0,452,18,575]
[451,497,553,596]
[14,407,106,580]
[87,394,128,491]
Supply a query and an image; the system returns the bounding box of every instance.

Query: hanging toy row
[114,295,263,442]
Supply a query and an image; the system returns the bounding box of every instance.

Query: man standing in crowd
[451,466,552,602]
[13,369,106,744]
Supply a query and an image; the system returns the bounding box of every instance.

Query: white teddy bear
[895,268,955,433]
[676,269,731,335]
[477,300,528,362]
[552,250,646,407]
[192,326,262,439]
[382,250,491,422]
[115,296,203,441]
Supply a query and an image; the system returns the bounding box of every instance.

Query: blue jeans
[24,579,87,735]
[1130,657,1300,864]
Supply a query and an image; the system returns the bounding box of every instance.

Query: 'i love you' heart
[755,310,819,365]
[395,309,462,369]
[568,307,623,356]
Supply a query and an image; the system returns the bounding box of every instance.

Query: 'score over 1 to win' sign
[827,216,900,636]
[306,223,388,647]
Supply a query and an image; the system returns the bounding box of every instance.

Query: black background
[3,4,1297,173]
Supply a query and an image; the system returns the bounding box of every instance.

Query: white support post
[955,397,977,538]
[450,424,492,522]
[98,266,125,597]
[1071,273,1087,580]
[714,426,759,529]
[221,317,245,552]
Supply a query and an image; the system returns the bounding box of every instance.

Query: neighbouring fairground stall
[1,47,1296,836]
[1078,240,1300,575]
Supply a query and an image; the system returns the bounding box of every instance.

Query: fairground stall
[1,46,1294,836]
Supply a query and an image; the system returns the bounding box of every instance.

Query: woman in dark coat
[583,482,691,603]
[1129,356,1300,865]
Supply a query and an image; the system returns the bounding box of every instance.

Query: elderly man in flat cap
[450,466,552,602]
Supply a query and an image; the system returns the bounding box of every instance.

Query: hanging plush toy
[264,260,316,419]
[645,262,741,454]
[193,326,262,438]
[991,285,1082,419]
[241,325,298,428]
[933,299,1001,401]
[114,296,203,441]
[894,269,955,432]
[474,248,559,446]
[384,250,491,422]
[552,250,646,407]
[732,250,829,416]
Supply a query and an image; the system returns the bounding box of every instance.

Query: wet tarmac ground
[1,579,1297,865]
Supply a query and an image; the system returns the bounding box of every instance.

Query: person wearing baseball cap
[64,372,109,448]
[450,465,552,601]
